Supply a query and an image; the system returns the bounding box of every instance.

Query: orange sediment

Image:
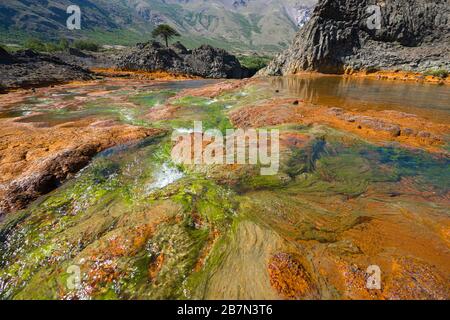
[91,68,202,80]
[289,70,449,85]
[344,69,450,85]
[229,98,450,154]
[268,252,318,299]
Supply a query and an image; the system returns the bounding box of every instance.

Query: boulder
[185,45,248,78]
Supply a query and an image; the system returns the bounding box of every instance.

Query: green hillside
[0,0,316,53]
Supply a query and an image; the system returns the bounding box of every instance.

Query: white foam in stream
[145,163,184,192]
[174,128,194,134]
[205,99,218,105]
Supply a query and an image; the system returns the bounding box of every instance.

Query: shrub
[424,69,448,79]
[73,40,100,52]
[45,42,63,52]
[59,38,70,50]
[24,38,47,52]
[239,55,271,70]
[24,38,70,52]
[238,55,272,76]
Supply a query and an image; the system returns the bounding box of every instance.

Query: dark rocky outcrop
[171,41,190,55]
[0,47,14,64]
[53,48,118,69]
[116,41,249,79]
[262,0,450,75]
[0,49,93,91]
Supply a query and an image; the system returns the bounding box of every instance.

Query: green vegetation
[22,38,100,53]
[424,69,449,78]
[130,90,177,108]
[82,29,142,46]
[59,38,70,50]
[1,75,449,299]
[238,55,272,74]
[24,38,49,52]
[73,39,100,52]
[0,0,301,53]
[230,12,262,38]
[152,24,180,47]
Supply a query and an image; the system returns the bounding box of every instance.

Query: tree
[152,24,180,47]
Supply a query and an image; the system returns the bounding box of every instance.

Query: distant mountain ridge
[0,0,316,52]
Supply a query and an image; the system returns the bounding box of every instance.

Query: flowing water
[0,76,449,299]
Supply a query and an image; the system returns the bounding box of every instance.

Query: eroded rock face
[262,0,450,75]
[0,120,164,216]
[116,41,249,79]
[0,50,93,91]
[0,47,14,64]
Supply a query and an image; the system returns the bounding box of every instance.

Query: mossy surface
[130,90,177,108]
[1,78,449,300]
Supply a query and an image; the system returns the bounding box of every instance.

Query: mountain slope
[0,0,316,52]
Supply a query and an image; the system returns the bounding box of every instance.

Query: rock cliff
[262,0,450,75]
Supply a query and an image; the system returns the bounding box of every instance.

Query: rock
[382,256,449,300]
[0,120,164,216]
[261,0,450,75]
[170,41,190,55]
[0,47,14,64]
[401,128,416,136]
[116,41,249,79]
[0,50,93,91]
[54,49,118,69]
[418,131,431,138]
[328,107,344,115]
[268,252,319,299]
[67,47,92,58]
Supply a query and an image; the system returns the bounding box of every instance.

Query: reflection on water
[270,75,450,123]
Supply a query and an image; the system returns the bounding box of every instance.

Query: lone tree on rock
[152,24,180,47]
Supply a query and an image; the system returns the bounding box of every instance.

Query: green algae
[0,132,236,299]
[366,146,450,192]
[1,78,449,300]
[172,96,213,107]
[169,95,234,132]
[130,90,177,107]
